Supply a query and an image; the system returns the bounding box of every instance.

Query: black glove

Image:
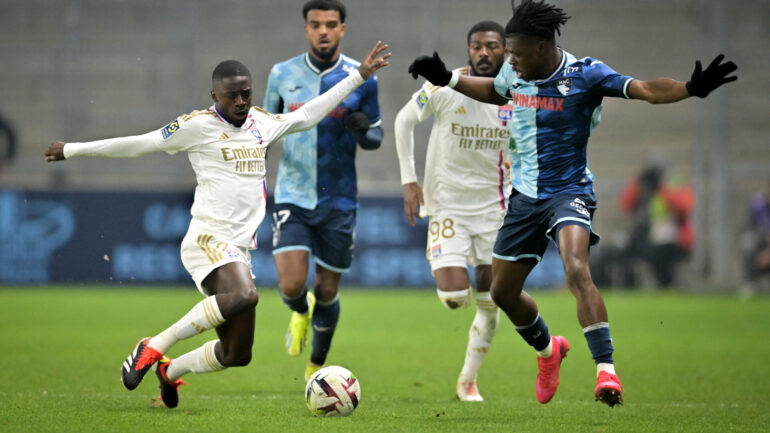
[408,51,452,86]
[343,111,370,135]
[685,54,738,98]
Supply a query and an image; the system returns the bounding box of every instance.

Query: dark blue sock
[281,286,308,314]
[515,315,551,352]
[584,324,614,364]
[310,296,340,366]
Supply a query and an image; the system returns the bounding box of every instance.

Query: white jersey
[64,70,366,249]
[395,66,511,217]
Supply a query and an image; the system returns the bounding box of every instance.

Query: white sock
[459,292,499,382]
[148,296,225,354]
[165,340,226,381]
[597,363,616,376]
[536,339,553,358]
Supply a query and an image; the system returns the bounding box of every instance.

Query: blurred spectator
[592,163,694,288]
[742,182,770,285]
[616,163,694,287]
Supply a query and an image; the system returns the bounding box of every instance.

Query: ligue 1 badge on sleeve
[161,120,180,140]
[557,78,573,96]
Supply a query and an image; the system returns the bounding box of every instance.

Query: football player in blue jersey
[408,0,737,407]
[263,0,383,381]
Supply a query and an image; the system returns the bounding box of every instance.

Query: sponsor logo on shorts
[161,120,180,139]
[569,198,590,217]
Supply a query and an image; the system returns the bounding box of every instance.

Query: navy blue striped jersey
[264,53,381,211]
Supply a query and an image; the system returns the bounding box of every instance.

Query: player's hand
[358,41,390,80]
[343,111,370,135]
[685,54,737,98]
[44,141,66,162]
[403,182,424,227]
[504,160,512,180]
[408,52,451,86]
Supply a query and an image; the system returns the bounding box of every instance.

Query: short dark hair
[302,0,346,23]
[212,60,251,84]
[467,20,505,45]
[505,0,570,40]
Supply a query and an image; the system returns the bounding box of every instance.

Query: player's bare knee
[489,285,506,306]
[235,288,259,309]
[279,279,306,298]
[562,257,591,290]
[437,287,471,309]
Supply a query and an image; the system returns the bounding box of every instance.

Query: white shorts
[181,231,254,295]
[426,210,505,274]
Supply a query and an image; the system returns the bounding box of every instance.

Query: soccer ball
[305,365,361,417]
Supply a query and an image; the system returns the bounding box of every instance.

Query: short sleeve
[582,58,634,99]
[494,63,515,99]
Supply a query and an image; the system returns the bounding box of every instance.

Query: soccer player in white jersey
[409,0,736,407]
[43,43,390,408]
[394,21,510,402]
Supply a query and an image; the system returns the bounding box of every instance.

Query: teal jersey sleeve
[494,63,515,99]
[263,65,283,114]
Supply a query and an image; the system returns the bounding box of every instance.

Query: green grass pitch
[0,287,768,432]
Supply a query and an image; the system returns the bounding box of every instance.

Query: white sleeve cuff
[447,70,460,88]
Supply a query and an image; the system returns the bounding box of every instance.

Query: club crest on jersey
[557,78,573,96]
[161,120,180,140]
[416,90,428,108]
[224,248,241,259]
[497,104,513,127]
[250,126,263,144]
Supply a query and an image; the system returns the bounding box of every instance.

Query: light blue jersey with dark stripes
[494,49,634,199]
[264,53,381,211]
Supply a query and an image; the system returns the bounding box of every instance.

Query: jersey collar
[304,52,342,78]
[534,48,566,84]
[211,105,254,129]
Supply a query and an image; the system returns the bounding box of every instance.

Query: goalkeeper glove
[685,54,738,98]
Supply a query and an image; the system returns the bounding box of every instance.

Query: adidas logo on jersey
[455,106,467,114]
[218,132,229,141]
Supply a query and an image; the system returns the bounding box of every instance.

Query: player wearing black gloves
[407,0,736,409]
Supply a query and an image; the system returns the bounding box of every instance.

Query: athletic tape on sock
[437,287,471,309]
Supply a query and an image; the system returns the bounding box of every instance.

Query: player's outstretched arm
[44,141,66,162]
[44,131,165,162]
[408,52,507,105]
[358,41,391,80]
[629,54,737,104]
